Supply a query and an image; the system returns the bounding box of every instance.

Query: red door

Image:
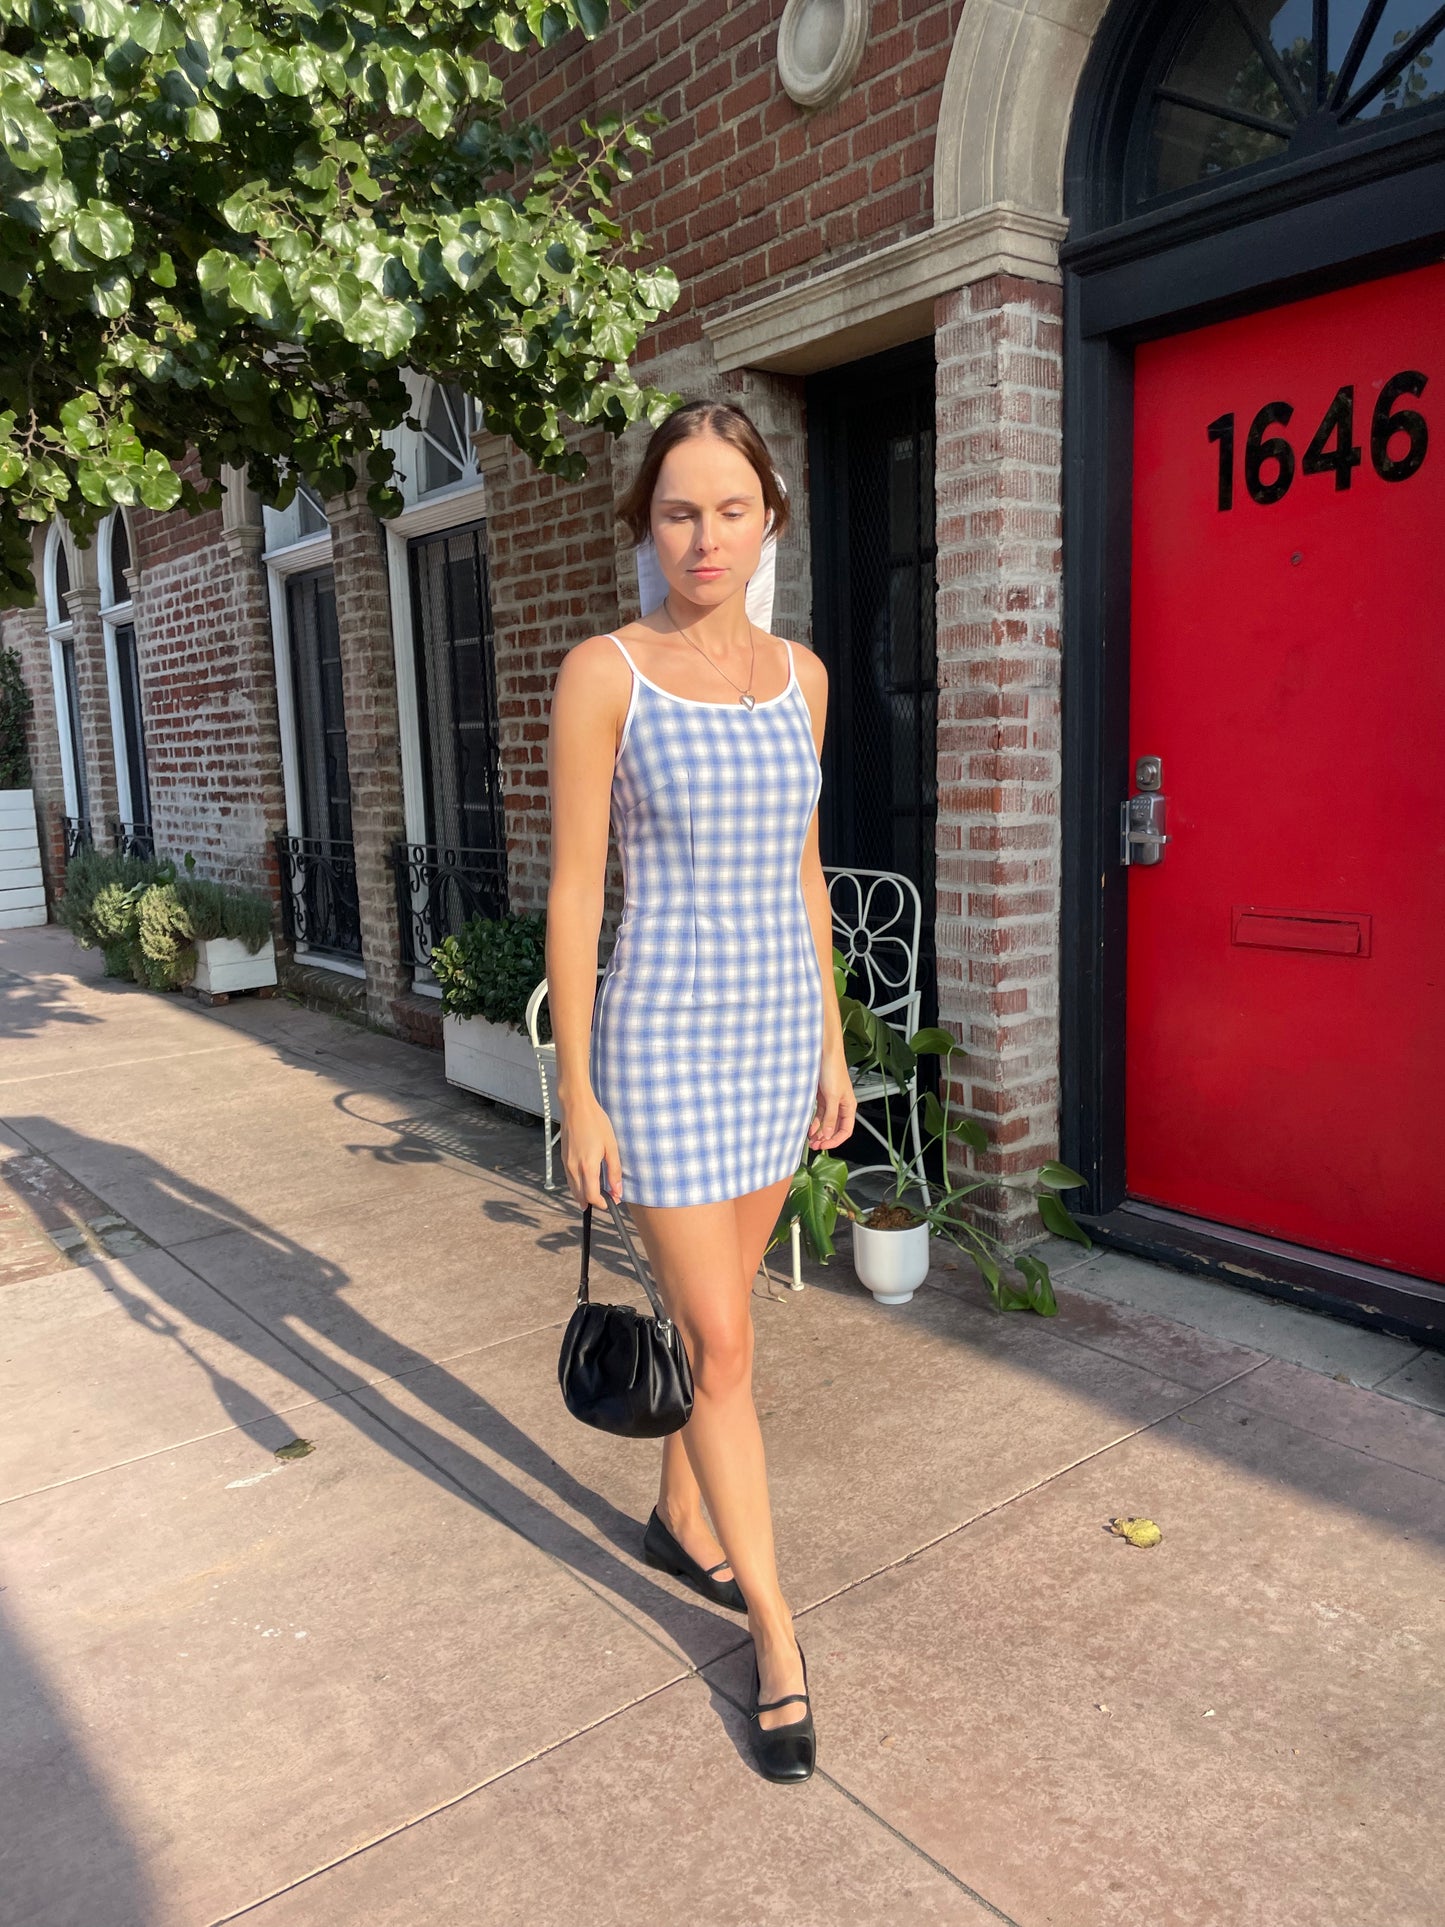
[1126,260,1445,1284]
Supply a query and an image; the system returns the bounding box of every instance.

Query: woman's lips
[691,567,726,577]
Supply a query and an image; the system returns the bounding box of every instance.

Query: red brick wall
[128,505,287,896]
[485,427,620,914]
[495,0,964,360]
[933,274,1064,1235]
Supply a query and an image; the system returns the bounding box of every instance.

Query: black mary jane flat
[747,1639,816,1783]
[641,1506,748,1613]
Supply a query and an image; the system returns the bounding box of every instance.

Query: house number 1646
[1206,371,1429,511]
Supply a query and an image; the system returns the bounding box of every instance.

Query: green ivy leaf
[74,202,135,261]
[136,450,183,510]
[90,270,132,317]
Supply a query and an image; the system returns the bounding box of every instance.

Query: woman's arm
[545,636,631,1205]
[793,646,857,1154]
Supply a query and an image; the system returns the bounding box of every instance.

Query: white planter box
[444,1011,544,1115]
[851,1217,932,1306]
[0,788,46,929]
[192,934,277,995]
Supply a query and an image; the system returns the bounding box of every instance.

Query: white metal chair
[526,966,603,1191]
[824,865,931,1207]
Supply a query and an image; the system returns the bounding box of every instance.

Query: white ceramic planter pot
[443,1011,544,1116]
[193,934,277,995]
[0,788,45,930]
[850,1218,932,1306]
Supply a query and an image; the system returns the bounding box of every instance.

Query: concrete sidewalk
[2,924,1441,1927]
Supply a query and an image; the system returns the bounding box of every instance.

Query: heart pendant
[741,692,756,709]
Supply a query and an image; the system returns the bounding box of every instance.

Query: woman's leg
[657,1431,733,1581]
[627,1175,805,1730]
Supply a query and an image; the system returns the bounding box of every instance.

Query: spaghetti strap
[604,632,643,674]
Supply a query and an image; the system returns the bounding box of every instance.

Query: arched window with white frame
[381,375,507,982]
[261,477,363,966]
[43,523,90,854]
[98,511,153,857]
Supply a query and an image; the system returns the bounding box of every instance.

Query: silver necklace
[663,597,758,708]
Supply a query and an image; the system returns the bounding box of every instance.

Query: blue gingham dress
[588,633,825,1206]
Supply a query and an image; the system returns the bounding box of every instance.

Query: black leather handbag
[558,1174,694,1438]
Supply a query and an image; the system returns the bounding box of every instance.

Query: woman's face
[648,430,768,610]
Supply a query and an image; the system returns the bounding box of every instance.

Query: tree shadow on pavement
[0,1598,155,1927]
[7,1118,752,1691]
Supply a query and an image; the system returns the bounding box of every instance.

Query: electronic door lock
[1120,757,1170,866]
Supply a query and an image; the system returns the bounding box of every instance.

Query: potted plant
[771,951,1091,1312]
[58,848,274,993]
[0,643,45,930]
[174,856,277,995]
[431,912,548,1113]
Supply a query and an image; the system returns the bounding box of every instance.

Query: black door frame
[806,334,940,1036]
[1060,12,1445,1340]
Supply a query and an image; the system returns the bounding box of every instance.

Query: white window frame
[260,507,365,978]
[379,376,492,994]
[43,523,84,822]
[97,510,143,830]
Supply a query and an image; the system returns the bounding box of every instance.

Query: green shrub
[174,869,273,952]
[431,912,547,1033]
[135,882,197,989]
[59,847,166,973]
[0,644,32,789]
[60,848,274,989]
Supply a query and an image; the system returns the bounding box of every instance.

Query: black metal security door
[288,569,351,848]
[409,521,505,858]
[278,567,361,958]
[397,520,508,961]
[113,622,152,853]
[60,638,89,830]
[806,337,939,1033]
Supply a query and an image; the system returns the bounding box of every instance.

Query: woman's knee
[685,1305,753,1398]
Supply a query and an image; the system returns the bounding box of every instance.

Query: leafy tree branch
[0,0,682,605]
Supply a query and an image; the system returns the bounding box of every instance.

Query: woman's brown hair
[615,399,791,547]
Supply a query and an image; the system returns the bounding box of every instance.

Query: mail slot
[1231,909,1372,957]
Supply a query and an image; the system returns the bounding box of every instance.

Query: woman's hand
[559,1089,624,1208]
[807,1045,857,1153]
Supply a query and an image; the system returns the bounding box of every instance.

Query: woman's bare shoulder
[555,632,632,691]
[787,635,827,687]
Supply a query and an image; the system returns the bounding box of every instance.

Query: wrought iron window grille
[391,841,509,970]
[275,834,362,960]
[63,815,93,861]
[109,817,155,861]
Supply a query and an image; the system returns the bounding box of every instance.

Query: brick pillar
[933,274,1064,1247]
[325,488,409,1028]
[215,471,288,901]
[125,475,287,897]
[478,424,618,914]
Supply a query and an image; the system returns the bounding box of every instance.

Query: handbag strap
[578,1169,673,1330]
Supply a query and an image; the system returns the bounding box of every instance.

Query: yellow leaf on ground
[1109,1515,1162,1548]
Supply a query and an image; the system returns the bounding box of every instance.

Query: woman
[545,399,856,1782]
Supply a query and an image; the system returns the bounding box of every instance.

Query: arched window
[1130,2,1445,208]
[45,526,71,631]
[43,524,89,843]
[98,511,153,856]
[419,383,482,495]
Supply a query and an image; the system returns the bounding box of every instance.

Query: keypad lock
[1120,756,1171,866]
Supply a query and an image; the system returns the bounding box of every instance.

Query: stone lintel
[702,204,1068,376]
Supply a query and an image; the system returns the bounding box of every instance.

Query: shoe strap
[755,1691,810,1714]
[703,1560,733,1579]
